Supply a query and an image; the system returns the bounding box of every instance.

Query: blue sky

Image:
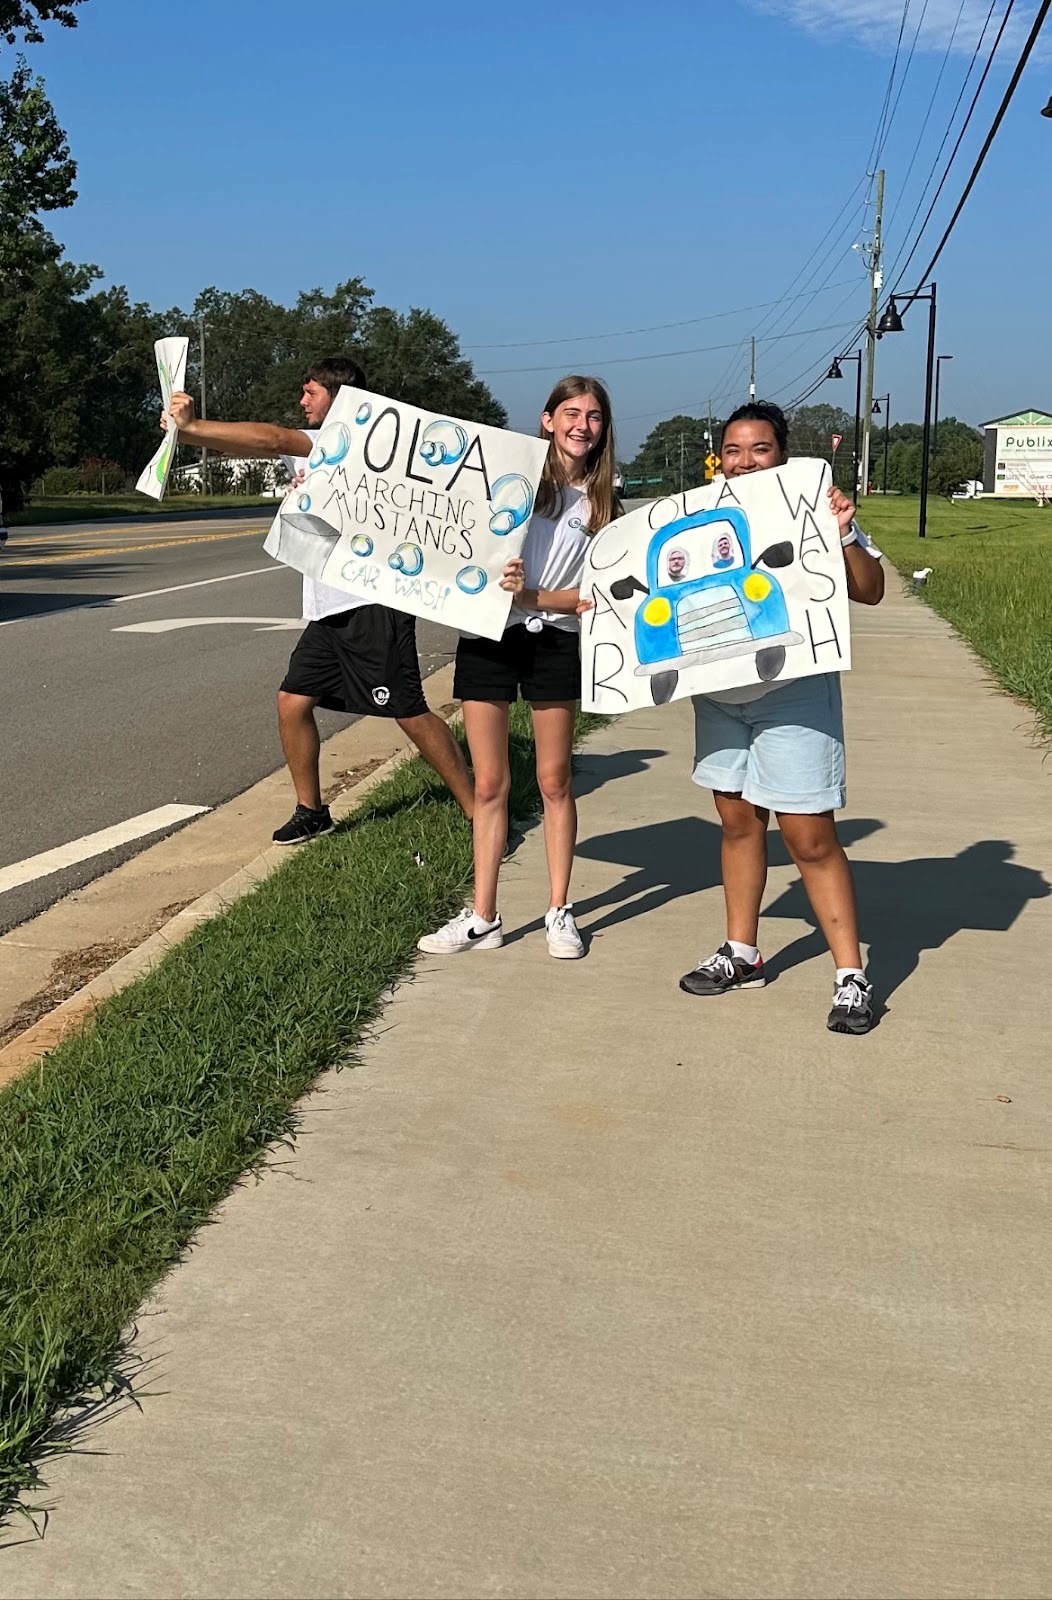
[21,0,1052,454]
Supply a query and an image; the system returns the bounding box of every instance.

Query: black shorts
[453,623,581,704]
[280,605,429,719]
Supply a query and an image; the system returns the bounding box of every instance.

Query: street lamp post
[877,282,938,539]
[873,394,891,495]
[933,354,953,457]
[824,349,863,493]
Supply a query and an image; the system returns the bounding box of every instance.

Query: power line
[767,0,1029,417]
[476,321,859,376]
[875,0,932,171]
[899,0,1050,296]
[865,0,913,172]
[463,280,858,351]
[888,0,1016,292]
[882,0,970,243]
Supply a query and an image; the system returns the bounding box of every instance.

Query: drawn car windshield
[654,518,745,586]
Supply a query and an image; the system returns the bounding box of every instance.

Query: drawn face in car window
[712,531,735,569]
[666,547,689,582]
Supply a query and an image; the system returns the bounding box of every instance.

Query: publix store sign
[983,409,1052,498]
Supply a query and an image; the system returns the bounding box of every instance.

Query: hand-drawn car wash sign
[581,458,851,714]
[264,389,551,641]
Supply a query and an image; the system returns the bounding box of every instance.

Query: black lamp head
[826,359,843,380]
[872,399,882,415]
[1042,95,1052,118]
[876,298,905,336]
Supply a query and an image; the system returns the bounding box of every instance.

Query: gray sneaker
[679,942,765,995]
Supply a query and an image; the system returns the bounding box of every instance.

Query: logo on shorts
[372,685,391,707]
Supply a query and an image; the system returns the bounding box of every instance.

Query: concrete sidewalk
[2,581,1050,1599]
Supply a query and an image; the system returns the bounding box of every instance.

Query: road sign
[625,476,663,487]
[831,433,843,452]
[704,451,721,482]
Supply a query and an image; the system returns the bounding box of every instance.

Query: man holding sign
[165,357,474,843]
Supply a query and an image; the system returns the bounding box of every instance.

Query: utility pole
[859,168,884,498]
[749,336,756,401]
[198,316,209,497]
[678,431,685,492]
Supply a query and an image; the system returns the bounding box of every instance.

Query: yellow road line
[3,528,267,567]
[12,528,266,553]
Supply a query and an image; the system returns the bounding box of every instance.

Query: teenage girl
[418,375,620,959]
[680,400,884,1033]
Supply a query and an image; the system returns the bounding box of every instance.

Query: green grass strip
[8,494,275,526]
[862,498,1052,740]
[0,705,605,1515]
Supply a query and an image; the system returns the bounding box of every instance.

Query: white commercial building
[982,409,1052,501]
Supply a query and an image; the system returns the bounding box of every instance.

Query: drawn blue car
[612,506,801,705]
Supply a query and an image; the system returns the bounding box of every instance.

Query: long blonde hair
[535,375,619,533]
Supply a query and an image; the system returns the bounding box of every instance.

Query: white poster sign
[264,388,550,641]
[581,458,850,714]
[137,337,189,500]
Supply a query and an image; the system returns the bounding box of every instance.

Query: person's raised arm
[828,486,885,606]
[163,393,314,461]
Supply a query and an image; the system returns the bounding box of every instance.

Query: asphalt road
[1,513,458,932]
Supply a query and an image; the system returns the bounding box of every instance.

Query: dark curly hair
[722,400,789,458]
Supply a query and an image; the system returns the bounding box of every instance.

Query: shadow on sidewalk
[552,816,884,948]
[519,810,1047,1012]
[764,838,1050,1006]
[572,747,668,799]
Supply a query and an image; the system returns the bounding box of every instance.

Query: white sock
[835,966,866,985]
[728,940,760,964]
[472,910,500,928]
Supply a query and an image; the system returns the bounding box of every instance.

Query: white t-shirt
[704,522,883,705]
[510,486,591,635]
[281,429,368,622]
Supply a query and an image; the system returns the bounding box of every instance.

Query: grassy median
[0,706,603,1517]
[862,497,1052,737]
[8,493,276,526]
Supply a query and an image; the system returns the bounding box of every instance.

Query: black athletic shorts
[280,605,429,719]
[453,623,581,704]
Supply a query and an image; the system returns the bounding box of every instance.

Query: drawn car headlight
[642,597,672,626]
[742,574,771,602]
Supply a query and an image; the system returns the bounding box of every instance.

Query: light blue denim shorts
[691,672,846,813]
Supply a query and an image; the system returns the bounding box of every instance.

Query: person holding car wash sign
[418,376,620,962]
[681,401,885,1035]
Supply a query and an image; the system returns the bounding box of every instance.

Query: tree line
[0,2,506,510]
[623,404,985,500]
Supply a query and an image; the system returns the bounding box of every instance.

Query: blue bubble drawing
[488,473,534,535]
[349,534,374,558]
[355,402,372,424]
[419,420,468,467]
[456,565,487,595]
[297,493,311,512]
[389,542,424,577]
[309,422,352,469]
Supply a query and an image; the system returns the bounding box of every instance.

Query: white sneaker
[417,907,503,954]
[545,905,584,960]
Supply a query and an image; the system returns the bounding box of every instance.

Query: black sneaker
[272,804,335,845]
[679,942,766,996]
[827,974,874,1034]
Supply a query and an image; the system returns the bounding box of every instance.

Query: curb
[0,704,461,1091]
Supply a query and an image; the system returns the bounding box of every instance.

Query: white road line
[110,565,284,604]
[0,805,210,895]
[113,616,301,634]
